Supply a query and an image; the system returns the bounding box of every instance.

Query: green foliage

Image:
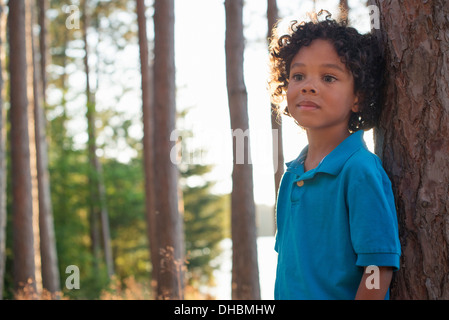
[178,127,229,288]
[182,176,229,287]
[102,158,150,282]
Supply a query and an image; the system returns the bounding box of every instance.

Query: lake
[205,236,277,300]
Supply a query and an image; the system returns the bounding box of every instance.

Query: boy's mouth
[297,100,320,110]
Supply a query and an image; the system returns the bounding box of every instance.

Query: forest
[1,0,449,301]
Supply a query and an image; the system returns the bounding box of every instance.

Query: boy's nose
[302,87,317,94]
[301,81,318,94]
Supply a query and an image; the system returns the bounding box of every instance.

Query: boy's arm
[355,266,393,300]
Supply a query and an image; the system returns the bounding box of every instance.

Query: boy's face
[286,39,358,133]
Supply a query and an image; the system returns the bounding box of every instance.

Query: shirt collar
[286,130,367,177]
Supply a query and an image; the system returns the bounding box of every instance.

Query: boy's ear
[351,95,360,113]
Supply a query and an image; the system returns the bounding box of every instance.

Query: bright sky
[174,0,374,206]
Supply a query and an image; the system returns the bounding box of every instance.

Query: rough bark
[225,0,261,300]
[372,0,449,299]
[153,0,183,300]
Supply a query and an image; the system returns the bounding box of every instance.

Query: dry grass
[100,275,153,300]
[11,279,216,300]
[11,246,217,300]
[100,246,215,300]
[14,278,67,300]
[99,275,214,300]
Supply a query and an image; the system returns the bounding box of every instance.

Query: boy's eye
[323,75,337,83]
[291,74,304,81]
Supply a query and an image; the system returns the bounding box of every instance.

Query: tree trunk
[153,0,183,300]
[225,0,260,300]
[267,0,283,234]
[25,0,43,296]
[37,0,47,104]
[8,0,37,296]
[81,0,100,274]
[0,0,6,300]
[339,0,349,25]
[371,0,449,299]
[27,0,61,297]
[136,0,159,295]
[81,0,114,278]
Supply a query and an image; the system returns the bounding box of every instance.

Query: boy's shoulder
[342,145,384,177]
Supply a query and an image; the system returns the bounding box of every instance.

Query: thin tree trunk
[81,0,100,274]
[225,0,260,300]
[37,0,47,104]
[90,10,114,280]
[371,0,449,299]
[8,0,37,296]
[97,163,114,278]
[81,0,114,278]
[267,0,283,234]
[25,0,43,297]
[153,0,183,300]
[0,0,6,300]
[28,0,60,297]
[136,0,159,295]
[339,0,349,25]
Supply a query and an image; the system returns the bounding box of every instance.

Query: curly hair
[268,13,384,131]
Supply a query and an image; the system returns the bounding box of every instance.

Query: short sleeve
[346,154,401,271]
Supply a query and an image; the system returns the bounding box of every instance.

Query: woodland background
[1,0,448,300]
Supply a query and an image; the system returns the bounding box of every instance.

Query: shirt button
[296,180,304,187]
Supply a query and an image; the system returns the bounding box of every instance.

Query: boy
[269,14,401,300]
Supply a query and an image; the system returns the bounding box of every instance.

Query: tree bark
[267,0,283,234]
[371,0,449,299]
[0,0,6,300]
[153,0,183,300]
[27,2,61,298]
[37,0,47,104]
[8,0,37,296]
[136,0,159,295]
[339,0,349,25]
[25,0,43,296]
[225,0,260,300]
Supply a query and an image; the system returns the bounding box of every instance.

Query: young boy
[269,15,401,300]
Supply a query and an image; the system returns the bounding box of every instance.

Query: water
[207,236,277,300]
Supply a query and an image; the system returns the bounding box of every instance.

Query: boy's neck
[304,127,351,172]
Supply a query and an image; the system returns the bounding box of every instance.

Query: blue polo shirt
[274,130,401,300]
